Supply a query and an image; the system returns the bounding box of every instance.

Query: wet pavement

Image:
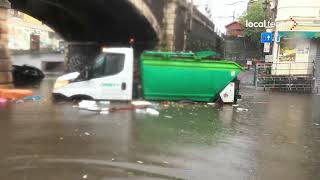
[0,77,320,180]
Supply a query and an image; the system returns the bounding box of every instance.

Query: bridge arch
[10,0,161,48]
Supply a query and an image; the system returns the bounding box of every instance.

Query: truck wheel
[52,93,68,102]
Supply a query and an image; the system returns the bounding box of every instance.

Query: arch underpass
[1,0,223,86]
[10,0,160,47]
[9,0,162,72]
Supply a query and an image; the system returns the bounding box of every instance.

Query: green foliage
[239,2,267,43]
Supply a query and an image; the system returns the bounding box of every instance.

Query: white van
[53,47,134,100]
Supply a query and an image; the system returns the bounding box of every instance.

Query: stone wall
[143,0,166,27]
[0,0,12,88]
[162,0,178,51]
[161,0,223,53]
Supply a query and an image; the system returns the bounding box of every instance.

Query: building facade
[7,10,62,53]
[271,0,320,77]
[225,22,243,38]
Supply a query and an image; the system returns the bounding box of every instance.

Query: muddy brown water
[0,78,319,180]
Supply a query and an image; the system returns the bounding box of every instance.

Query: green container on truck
[141,51,242,102]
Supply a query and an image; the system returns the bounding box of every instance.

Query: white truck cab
[53,47,134,100]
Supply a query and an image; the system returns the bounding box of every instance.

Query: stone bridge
[0,0,223,86]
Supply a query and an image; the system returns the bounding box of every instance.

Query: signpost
[264,43,271,53]
[261,32,272,53]
[261,32,273,43]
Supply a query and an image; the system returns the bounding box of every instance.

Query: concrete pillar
[64,42,101,73]
[0,0,12,88]
[162,0,177,51]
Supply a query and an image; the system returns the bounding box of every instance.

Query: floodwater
[0,77,319,180]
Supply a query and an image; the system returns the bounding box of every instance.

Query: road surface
[0,77,319,180]
[0,55,319,179]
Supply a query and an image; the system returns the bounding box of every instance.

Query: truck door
[91,48,133,100]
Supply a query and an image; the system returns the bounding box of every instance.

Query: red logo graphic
[290,17,298,30]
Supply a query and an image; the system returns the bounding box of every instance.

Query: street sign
[261,32,273,43]
[264,43,271,53]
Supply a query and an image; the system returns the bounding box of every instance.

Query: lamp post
[0,0,12,88]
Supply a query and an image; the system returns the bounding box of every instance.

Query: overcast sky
[187,0,249,34]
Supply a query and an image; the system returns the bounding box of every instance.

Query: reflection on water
[0,79,320,180]
[135,106,226,147]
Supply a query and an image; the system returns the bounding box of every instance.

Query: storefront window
[279,39,296,62]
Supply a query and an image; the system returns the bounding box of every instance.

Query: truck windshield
[92,53,125,78]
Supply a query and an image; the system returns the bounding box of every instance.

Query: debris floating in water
[146,108,160,116]
[24,95,41,101]
[84,132,91,136]
[164,115,173,119]
[15,99,24,104]
[232,104,240,107]
[78,100,99,111]
[100,108,110,115]
[137,161,144,164]
[135,109,147,114]
[0,98,8,104]
[136,108,160,116]
[82,174,88,179]
[100,111,110,115]
[131,101,152,106]
[236,108,249,112]
[86,106,101,111]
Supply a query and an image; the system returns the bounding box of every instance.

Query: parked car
[13,65,45,85]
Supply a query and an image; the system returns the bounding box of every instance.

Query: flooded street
[0,77,319,180]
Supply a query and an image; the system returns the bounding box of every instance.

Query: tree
[239,2,267,43]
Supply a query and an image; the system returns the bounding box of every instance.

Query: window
[279,39,296,62]
[93,53,125,78]
[104,53,125,76]
[93,54,106,78]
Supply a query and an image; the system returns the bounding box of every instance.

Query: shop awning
[278,31,320,39]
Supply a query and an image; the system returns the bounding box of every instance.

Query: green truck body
[141,51,242,102]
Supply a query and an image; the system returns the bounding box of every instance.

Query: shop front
[271,21,320,76]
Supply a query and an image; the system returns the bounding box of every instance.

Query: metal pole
[255,64,258,90]
[233,11,235,21]
[190,0,194,31]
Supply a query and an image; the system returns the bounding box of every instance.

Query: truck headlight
[54,80,69,89]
